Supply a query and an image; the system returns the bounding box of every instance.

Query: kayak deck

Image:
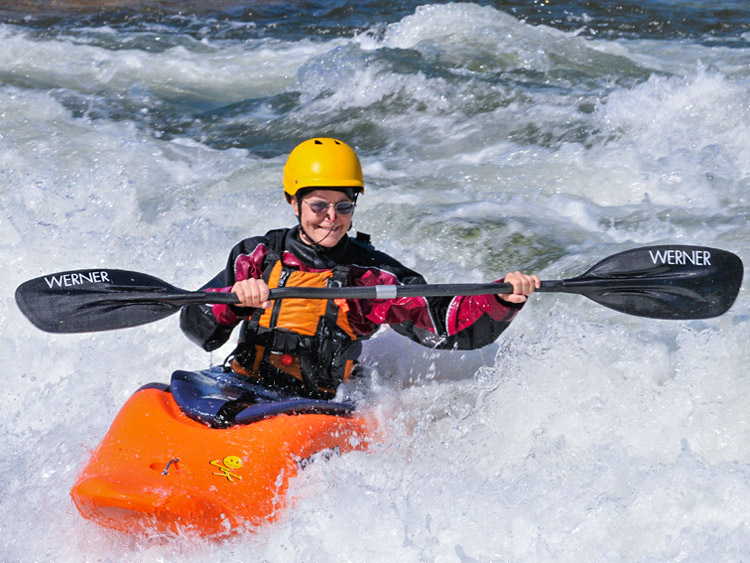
[170,368,357,427]
[70,367,373,537]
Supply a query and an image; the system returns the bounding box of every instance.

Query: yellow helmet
[283,138,364,202]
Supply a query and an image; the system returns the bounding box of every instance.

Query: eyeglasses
[304,200,356,216]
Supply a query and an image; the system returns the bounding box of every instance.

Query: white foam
[2,3,749,561]
[0,24,338,104]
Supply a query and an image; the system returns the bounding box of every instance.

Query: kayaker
[181,138,540,399]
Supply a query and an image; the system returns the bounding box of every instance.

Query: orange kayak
[70,368,373,537]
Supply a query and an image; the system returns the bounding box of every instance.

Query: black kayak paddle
[15,245,743,334]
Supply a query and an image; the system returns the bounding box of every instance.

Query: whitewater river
[1,1,748,561]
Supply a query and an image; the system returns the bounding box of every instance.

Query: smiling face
[292,189,355,248]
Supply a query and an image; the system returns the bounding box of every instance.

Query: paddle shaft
[102,282,517,308]
[165,276,708,304]
[159,280,615,304]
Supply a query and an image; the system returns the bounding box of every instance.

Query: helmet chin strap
[299,223,335,248]
[297,199,336,250]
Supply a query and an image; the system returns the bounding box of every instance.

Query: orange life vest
[228,230,369,398]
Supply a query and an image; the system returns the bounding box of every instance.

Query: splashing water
[1,1,748,561]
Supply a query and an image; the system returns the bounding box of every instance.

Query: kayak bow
[70,368,373,537]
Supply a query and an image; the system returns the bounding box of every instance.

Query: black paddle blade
[551,245,743,320]
[16,269,188,333]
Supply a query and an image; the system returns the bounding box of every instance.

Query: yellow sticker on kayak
[210,456,244,482]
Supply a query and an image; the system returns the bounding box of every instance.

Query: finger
[253,282,271,308]
[248,279,272,308]
[232,283,248,306]
[506,271,526,294]
[511,272,539,295]
[247,285,266,308]
[232,281,259,308]
[498,272,538,303]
